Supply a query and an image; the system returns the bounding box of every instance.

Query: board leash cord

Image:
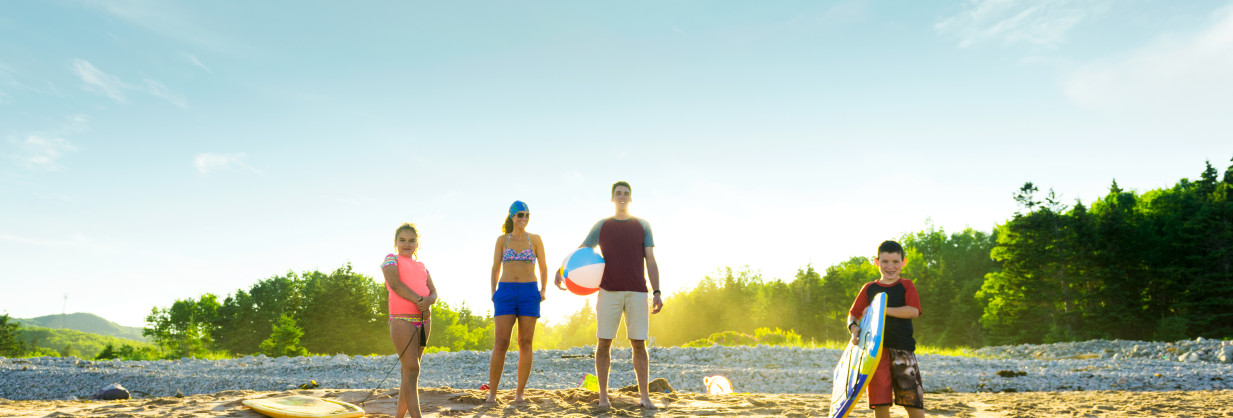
[356,325,418,406]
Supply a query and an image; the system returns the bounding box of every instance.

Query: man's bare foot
[639,399,658,410]
[597,395,611,409]
[484,394,498,404]
[513,393,526,404]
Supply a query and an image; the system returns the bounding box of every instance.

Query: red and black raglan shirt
[848,278,922,352]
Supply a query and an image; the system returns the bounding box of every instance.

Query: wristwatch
[652,290,662,296]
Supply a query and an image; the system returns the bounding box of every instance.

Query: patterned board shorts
[868,348,924,409]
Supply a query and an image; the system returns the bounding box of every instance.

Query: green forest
[3,157,1229,359]
[0,315,158,359]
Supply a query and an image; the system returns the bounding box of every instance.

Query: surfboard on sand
[828,291,888,418]
[242,395,365,418]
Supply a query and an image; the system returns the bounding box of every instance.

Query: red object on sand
[479,383,490,390]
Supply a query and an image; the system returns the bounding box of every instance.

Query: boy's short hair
[877,240,905,259]
[611,181,632,196]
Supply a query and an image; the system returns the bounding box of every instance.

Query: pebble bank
[1,338,1230,400]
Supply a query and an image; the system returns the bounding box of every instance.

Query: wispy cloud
[936,0,1110,48]
[72,59,187,108]
[1,61,63,101]
[72,59,129,103]
[194,152,262,175]
[182,53,213,73]
[1062,6,1233,118]
[82,0,246,54]
[142,79,187,108]
[7,115,88,171]
[13,135,78,171]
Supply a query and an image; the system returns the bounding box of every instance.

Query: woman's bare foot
[484,394,498,404]
[639,399,658,410]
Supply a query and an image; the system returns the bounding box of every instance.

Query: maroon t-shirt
[582,217,655,292]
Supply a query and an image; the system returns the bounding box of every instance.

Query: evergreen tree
[902,226,997,347]
[259,314,308,357]
[0,314,26,356]
[1199,160,1219,198]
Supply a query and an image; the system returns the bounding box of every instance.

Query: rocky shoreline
[2,338,1231,401]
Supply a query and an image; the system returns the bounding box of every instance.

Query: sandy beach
[3,387,1232,417]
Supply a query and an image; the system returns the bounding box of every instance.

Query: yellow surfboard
[242,395,365,418]
[828,292,887,418]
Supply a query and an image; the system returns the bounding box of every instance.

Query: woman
[486,200,548,403]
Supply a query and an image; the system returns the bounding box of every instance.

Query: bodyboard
[242,395,365,418]
[827,291,887,418]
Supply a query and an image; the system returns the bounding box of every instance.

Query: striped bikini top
[502,234,535,262]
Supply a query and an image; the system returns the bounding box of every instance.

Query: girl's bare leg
[390,320,423,418]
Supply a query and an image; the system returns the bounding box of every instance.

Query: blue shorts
[493,282,541,317]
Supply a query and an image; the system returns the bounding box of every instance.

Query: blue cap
[509,200,529,218]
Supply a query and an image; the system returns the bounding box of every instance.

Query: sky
[3,0,1233,328]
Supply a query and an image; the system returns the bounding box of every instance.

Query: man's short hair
[877,240,905,259]
[611,181,632,196]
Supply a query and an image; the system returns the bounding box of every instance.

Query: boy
[847,240,924,418]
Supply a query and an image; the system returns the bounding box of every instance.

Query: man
[556,180,662,409]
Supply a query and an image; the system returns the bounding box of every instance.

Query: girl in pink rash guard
[381,222,438,418]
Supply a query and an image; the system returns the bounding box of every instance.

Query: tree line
[128,223,1005,356]
[11,157,1228,359]
[650,157,1233,347]
[979,159,1233,344]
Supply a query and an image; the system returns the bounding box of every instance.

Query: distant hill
[15,313,148,343]
[15,325,157,359]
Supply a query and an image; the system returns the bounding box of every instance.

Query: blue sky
[3,1,1232,328]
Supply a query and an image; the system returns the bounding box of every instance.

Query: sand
[2,388,1232,418]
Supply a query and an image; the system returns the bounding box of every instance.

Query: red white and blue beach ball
[561,247,605,296]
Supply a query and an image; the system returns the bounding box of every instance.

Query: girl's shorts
[493,281,541,317]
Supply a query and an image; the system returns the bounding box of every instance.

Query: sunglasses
[515,212,530,219]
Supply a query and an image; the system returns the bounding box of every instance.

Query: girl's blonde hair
[394,222,418,241]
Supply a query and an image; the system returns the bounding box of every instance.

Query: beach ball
[561,247,604,295]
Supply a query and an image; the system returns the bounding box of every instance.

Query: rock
[996,370,1027,378]
[1220,346,1233,363]
[621,377,680,394]
[92,383,130,400]
[649,378,674,393]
